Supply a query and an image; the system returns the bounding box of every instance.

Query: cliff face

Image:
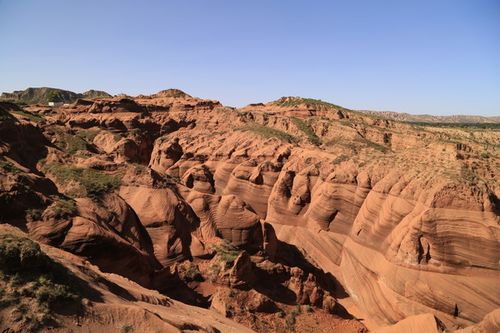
[149,120,499,328]
[0,92,498,332]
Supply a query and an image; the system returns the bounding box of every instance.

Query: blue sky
[0,0,499,115]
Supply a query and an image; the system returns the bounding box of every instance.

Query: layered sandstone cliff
[0,92,498,332]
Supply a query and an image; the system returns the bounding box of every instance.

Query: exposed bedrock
[148,132,500,328]
[27,193,160,286]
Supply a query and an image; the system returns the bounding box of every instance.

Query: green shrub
[208,263,221,282]
[10,110,44,123]
[0,109,15,121]
[121,325,134,333]
[332,154,349,165]
[179,262,203,282]
[285,308,299,330]
[0,157,22,174]
[0,234,46,273]
[76,129,100,143]
[56,133,91,155]
[212,240,241,266]
[461,165,478,185]
[44,163,121,199]
[0,234,80,328]
[240,123,297,143]
[45,197,77,219]
[338,119,353,128]
[272,97,348,111]
[25,208,43,221]
[291,117,321,145]
[355,137,389,153]
[480,151,490,159]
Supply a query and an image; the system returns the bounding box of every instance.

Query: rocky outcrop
[27,193,160,286]
[0,89,498,332]
[373,313,447,333]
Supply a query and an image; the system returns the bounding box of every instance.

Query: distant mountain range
[358,110,500,124]
[0,87,111,105]
[1,87,498,124]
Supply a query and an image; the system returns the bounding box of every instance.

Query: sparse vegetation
[77,129,101,143]
[356,137,389,153]
[25,208,43,221]
[291,117,321,145]
[208,263,222,282]
[56,132,92,155]
[10,110,44,123]
[332,154,349,165]
[0,108,15,121]
[44,162,121,199]
[211,240,241,267]
[44,197,77,219]
[480,151,490,159]
[272,97,348,111]
[120,324,134,333]
[0,233,80,331]
[339,118,353,127]
[0,157,23,174]
[285,307,301,331]
[460,165,478,185]
[239,123,297,143]
[178,261,203,282]
[207,240,242,282]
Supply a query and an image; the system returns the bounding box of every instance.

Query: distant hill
[261,97,499,124]
[81,89,112,100]
[359,110,500,124]
[0,87,111,105]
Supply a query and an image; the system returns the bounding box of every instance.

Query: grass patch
[0,109,15,121]
[332,154,349,165]
[213,240,240,264]
[120,324,134,333]
[44,162,121,199]
[285,307,301,331]
[208,263,222,282]
[10,110,44,123]
[240,123,297,143]
[0,156,23,174]
[291,117,321,145]
[77,129,101,143]
[480,151,490,159]
[461,165,478,185]
[272,97,349,111]
[56,133,92,155]
[210,239,241,271]
[0,234,80,331]
[44,197,77,219]
[356,138,389,153]
[25,208,43,221]
[339,119,353,127]
[178,261,203,282]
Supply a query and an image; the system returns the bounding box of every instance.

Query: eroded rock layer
[0,92,498,332]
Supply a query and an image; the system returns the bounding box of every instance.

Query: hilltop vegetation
[0,234,80,331]
[0,87,111,105]
[271,96,348,111]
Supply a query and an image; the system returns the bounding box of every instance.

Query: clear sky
[0,0,499,115]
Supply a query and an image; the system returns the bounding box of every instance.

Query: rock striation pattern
[0,92,498,332]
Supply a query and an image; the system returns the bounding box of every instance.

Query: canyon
[0,88,498,333]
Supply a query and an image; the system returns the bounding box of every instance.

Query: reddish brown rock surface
[0,91,498,332]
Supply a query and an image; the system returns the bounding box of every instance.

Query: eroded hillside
[0,91,498,333]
